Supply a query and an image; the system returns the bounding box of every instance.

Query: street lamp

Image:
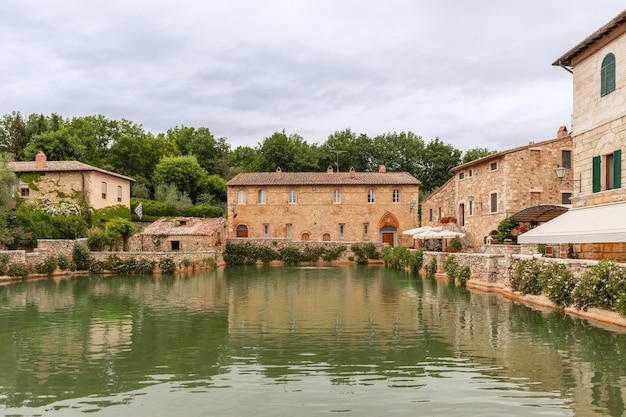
[554,166,582,192]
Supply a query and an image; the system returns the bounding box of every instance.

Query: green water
[0,265,625,416]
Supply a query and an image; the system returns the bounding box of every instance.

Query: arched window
[236,225,248,238]
[601,53,616,96]
[238,190,246,204]
[101,182,107,199]
[257,189,266,204]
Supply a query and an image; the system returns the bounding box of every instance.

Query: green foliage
[539,262,576,308]
[57,255,71,271]
[153,155,208,202]
[461,147,496,164]
[0,253,9,275]
[131,183,151,199]
[497,217,516,243]
[322,246,346,262]
[511,258,543,295]
[408,248,425,272]
[182,204,223,218]
[87,231,114,251]
[279,247,302,264]
[450,236,463,251]
[7,262,29,279]
[442,255,470,285]
[382,246,411,269]
[91,204,131,225]
[88,259,105,274]
[105,217,138,251]
[34,256,58,276]
[72,242,91,271]
[159,258,177,274]
[154,183,193,209]
[572,260,624,312]
[425,258,437,278]
[351,243,380,264]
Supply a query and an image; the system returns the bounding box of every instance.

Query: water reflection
[0,266,624,416]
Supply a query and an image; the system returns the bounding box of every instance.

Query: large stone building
[519,9,626,261]
[421,130,573,249]
[9,151,134,209]
[225,166,420,247]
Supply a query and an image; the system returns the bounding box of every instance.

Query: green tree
[0,111,28,159]
[369,131,425,174]
[417,138,462,195]
[227,145,261,177]
[256,130,320,172]
[153,155,208,202]
[23,128,86,161]
[0,153,17,245]
[105,217,138,251]
[166,126,230,176]
[462,147,496,164]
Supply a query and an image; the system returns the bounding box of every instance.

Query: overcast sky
[1,1,625,153]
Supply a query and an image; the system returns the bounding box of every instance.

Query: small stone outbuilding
[132,217,227,252]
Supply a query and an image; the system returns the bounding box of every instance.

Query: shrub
[57,255,71,271]
[408,249,425,273]
[443,255,458,283]
[159,258,177,274]
[72,242,91,271]
[322,246,346,262]
[573,260,623,311]
[223,242,259,265]
[511,258,543,295]
[456,265,471,285]
[279,247,301,264]
[425,258,437,278]
[7,262,29,279]
[539,262,576,308]
[89,259,105,274]
[450,236,463,251]
[87,231,115,251]
[135,259,156,275]
[0,253,9,276]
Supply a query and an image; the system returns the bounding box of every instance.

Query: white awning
[517,202,626,244]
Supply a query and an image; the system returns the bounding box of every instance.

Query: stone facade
[421,133,573,249]
[9,151,134,209]
[226,166,420,247]
[130,217,227,252]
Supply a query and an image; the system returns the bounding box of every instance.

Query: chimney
[275,166,283,180]
[557,126,569,138]
[327,166,334,174]
[378,165,386,173]
[35,151,47,168]
[349,167,356,179]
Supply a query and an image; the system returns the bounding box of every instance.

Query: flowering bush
[512,223,530,235]
[511,258,543,295]
[572,260,624,311]
[36,197,81,216]
[439,216,457,224]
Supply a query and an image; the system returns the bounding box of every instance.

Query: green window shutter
[613,149,622,189]
[592,156,601,193]
[601,53,616,96]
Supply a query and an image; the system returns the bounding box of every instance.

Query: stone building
[225,166,420,247]
[9,151,134,209]
[135,217,227,252]
[519,9,626,261]
[421,131,573,249]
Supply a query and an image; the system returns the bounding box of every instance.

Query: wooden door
[382,232,395,247]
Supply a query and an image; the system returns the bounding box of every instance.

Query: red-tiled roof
[226,171,420,186]
[553,9,626,67]
[9,160,135,182]
[142,217,226,236]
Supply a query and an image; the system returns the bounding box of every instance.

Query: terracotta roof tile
[226,171,420,186]
[9,160,135,182]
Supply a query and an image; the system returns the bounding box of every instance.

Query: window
[367,189,375,203]
[469,200,473,216]
[593,150,622,192]
[117,186,122,202]
[490,162,498,171]
[601,53,616,97]
[101,182,107,199]
[363,223,369,239]
[179,220,187,226]
[171,241,180,251]
[438,207,442,220]
[562,150,572,169]
[333,189,341,204]
[392,189,400,203]
[468,169,473,178]
[339,223,345,239]
[490,192,498,213]
[459,172,465,180]
[286,224,292,239]
[429,208,433,221]
[288,189,297,204]
[263,224,269,238]
[562,193,572,204]
[20,185,29,197]
[238,190,246,204]
[257,189,266,204]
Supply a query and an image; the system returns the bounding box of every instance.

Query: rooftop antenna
[332,150,346,172]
